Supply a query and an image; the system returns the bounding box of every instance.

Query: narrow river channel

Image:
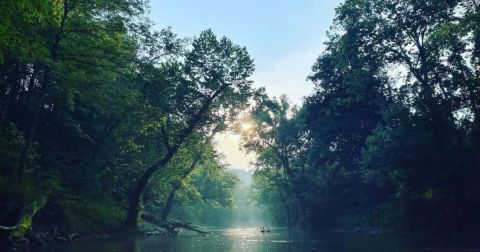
[31,228,480,252]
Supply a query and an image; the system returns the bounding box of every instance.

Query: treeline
[245,0,480,233]
[0,0,254,239]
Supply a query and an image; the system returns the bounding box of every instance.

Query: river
[32,228,480,252]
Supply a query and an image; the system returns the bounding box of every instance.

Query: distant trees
[240,91,309,225]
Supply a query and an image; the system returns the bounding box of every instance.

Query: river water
[35,228,480,252]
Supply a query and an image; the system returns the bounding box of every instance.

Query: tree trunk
[161,156,200,221]
[125,149,176,228]
[6,196,47,242]
[160,183,180,222]
[125,84,228,229]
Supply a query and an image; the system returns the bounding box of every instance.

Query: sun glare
[241,122,253,131]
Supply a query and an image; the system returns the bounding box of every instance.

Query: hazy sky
[149,0,343,170]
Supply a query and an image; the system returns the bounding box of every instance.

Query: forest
[0,0,480,249]
[246,0,480,233]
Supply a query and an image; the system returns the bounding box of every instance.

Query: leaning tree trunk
[161,157,200,221]
[125,84,228,229]
[125,149,177,228]
[1,196,47,245]
[160,184,180,222]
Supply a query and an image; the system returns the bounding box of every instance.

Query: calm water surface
[36,228,480,252]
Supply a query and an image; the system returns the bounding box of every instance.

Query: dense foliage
[1,0,480,242]
[0,0,253,238]
[245,0,480,233]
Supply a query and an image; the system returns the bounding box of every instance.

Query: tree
[0,0,147,240]
[125,29,254,228]
[247,0,480,232]
[302,0,389,227]
[240,90,310,226]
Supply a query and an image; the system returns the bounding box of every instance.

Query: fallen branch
[0,225,17,231]
[53,226,80,242]
[141,213,209,235]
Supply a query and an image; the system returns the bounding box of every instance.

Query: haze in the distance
[149,0,343,170]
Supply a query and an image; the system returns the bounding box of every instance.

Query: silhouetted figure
[261,226,271,233]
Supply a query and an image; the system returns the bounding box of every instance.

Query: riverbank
[0,194,216,250]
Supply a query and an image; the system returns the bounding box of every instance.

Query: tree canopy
[0,0,254,238]
[1,0,480,244]
[243,0,480,233]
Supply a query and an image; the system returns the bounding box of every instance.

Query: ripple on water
[38,228,480,252]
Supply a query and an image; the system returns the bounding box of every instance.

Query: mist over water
[40,228,480,252]
[228,168,270,229]
[37,168,480,252]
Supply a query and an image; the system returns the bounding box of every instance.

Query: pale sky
[149,0,343,170]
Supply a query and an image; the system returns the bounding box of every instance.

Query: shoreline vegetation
[1,0,480,250]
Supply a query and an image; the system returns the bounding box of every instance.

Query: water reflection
[35,228,480,252]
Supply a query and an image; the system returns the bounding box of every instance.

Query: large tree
[125,30,254,228]
[303,0,389,227]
